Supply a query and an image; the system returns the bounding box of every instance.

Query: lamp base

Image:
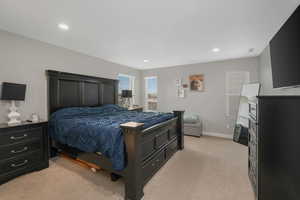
[121,97,132,108]
[7,101,21,125]
[124,98,131,108]
[8,117,21,126]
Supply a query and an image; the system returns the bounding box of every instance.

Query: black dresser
[0,121,49,184]
[248,96,300,200]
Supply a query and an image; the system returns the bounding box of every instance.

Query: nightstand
[0,121,49,184]
[128,106,143,112]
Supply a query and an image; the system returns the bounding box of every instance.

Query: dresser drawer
[0,127,42,146]
[166,139,177,160]
[142,150,165,182]
[142,125,175,160]
[0,140,42,160]
[155,131,169,150]
[0,151,43,175]
[168,128,177,140]
[141,139,156,161]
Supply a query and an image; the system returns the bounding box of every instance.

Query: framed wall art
[189,74,204,91]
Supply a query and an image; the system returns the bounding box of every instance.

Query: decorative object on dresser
[30,113,40,123]
[128,105,143,112]
[47,70,184,200]
[121,89,133,108]
[0,82,26,125]
[0,121,49,185]
[248,96,300,200]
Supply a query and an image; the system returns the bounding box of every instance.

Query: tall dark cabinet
[248,96,300,200]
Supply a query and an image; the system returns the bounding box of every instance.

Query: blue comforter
[49,104,174,171]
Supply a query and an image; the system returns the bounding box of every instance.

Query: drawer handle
[11,160,28,168]
[10,134,28,140]
[11,147,28,154]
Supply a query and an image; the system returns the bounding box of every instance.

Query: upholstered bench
[184,114,202,137]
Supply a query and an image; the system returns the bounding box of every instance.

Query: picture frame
[189,74,204,91]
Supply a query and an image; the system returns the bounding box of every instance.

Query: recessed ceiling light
[249,48,255,53]
[58,23,69,31]
[212,48,220,53]
[144,60,149,63]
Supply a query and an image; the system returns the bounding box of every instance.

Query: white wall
[259,45,300,95]
[0,30,142,124]
[142,57,259,135]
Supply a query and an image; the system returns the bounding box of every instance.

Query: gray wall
[0,30,141,124]
[142,57,259,135]
[0,28,263,136]
[259,45,300,95]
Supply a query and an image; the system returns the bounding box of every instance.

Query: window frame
[144,76,158,111]
[118,73,136,104]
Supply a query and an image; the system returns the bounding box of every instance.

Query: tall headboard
[47,70,118,115]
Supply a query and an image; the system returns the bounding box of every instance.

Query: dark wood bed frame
[47,70,184,200]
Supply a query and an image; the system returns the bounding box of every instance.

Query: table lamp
[121,90,132,108]
[0,82,26,125]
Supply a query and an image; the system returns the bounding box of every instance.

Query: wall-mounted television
[270,6,300,88]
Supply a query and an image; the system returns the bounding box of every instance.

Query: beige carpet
[0,136,254,200]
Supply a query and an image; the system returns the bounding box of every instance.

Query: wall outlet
[226,124,230,129]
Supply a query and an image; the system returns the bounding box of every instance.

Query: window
[145,76,158,111]
[118,74,135,104]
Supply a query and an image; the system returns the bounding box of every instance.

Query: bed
[47,70,184,200]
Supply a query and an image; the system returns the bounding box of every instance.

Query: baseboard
[203,132,233,139]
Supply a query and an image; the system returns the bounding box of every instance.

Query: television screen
[270,6,300,88]
[1,82,26,101]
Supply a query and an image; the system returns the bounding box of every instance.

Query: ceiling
[0,0,299,70]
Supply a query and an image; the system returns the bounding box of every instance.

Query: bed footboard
[174,110,184,150]
[120,111,184,200]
